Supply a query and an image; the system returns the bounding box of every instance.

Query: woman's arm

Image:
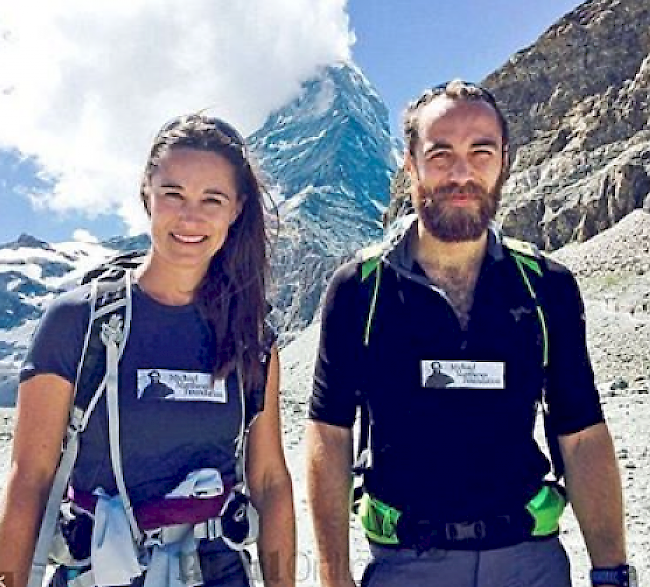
[0,374,73,587]
[246,346,296,587]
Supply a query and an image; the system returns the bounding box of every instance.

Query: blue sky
[347,0,582,136]
[0,0,582,245]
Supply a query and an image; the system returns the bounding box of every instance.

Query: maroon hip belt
[68,483,234,531]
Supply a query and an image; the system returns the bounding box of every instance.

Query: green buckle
[525,483,566,536]
[357,492,401,545]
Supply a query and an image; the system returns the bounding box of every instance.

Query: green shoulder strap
[503,237,565,480]
[351,247,384,512]
[359,245,384,347]
[503,236,549,368]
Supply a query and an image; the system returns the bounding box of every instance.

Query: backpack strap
[234,357,250,491]
[28,271,134,587]
[101,270,140,544]
[80,250,147,285]
[358,245,385,348]
[350,254,384,509]
[502,237,564,480]
[503,237,549,368]
[28,407,87,587]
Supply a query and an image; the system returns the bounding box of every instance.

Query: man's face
[407,97,507,242]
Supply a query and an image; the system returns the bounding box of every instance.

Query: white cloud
[72,229,99,244]
[0,0,353,234]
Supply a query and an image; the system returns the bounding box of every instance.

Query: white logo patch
[137,369,227,403]
[421,361,505,389]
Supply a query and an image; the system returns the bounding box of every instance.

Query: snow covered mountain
[251,62,398,253]
[0,234,151,405]
[250,62,398,335]
[0,62,398,404]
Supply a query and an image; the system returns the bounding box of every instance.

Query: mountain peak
[2,234,53,251]
[247,61,398,334]
[250,61,396,230]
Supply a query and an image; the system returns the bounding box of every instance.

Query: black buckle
[445,520,487,542]
[396,513,526,553]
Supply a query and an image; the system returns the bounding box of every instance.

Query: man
[142,369,175,399]
[307,81,632,587]
[425,361,455,388]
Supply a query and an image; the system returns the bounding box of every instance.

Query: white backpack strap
[101,270,141,545]
[27,407,85,587]
[28,280,104,587]
[28,274,135,587]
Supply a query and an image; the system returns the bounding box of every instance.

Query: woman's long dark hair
[140,114,270,393]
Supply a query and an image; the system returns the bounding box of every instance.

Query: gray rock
[643,193,650,213]
[485,0,650,249]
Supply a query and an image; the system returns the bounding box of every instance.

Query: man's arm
[306,420,356,587]
[559,422,626,567]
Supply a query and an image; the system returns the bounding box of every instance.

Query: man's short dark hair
[403,80,509,157]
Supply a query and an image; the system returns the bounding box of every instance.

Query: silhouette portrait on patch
[425,361,455,388]
[142,370,175,399]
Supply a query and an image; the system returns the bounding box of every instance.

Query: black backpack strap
[80,250,147,285]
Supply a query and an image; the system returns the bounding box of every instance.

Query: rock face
[483,0,650,249]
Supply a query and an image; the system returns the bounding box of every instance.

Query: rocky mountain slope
[484,0,650,249]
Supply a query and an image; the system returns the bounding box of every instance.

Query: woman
[0,114,295,587]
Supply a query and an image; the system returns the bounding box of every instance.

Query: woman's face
[145,147,242,273]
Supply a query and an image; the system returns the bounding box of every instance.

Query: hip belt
[69,484,233,531]
[357,482,566,552]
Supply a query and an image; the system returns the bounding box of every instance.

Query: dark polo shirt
[309,218,603,521]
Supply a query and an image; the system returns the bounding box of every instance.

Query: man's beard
[416,180,502,243]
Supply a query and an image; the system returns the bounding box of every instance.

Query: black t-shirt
[21,283,272,505]
[309,232,604,521]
